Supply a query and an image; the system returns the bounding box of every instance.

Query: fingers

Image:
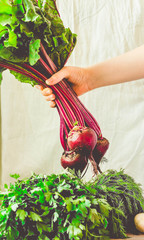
[43,93,56,101]
[49,100,56,108]
[46,67,68,85]
[42,88,56,108]
[42,88,56,102]
[34,85,43,91]
[35,85,56,107]
[42,87,53,96]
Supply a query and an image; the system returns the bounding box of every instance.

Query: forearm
[87,45,144,90]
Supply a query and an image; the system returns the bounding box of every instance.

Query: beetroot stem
[39,58,53,75]
[39,45,100,133]
[58,107,69,149]
[22,63,47,81]
[37,52,85,128]
[40,43,57,73]
[56,83,85,127]
[62,79,102,137]
[39,45,85,127]
[0,61,45,86]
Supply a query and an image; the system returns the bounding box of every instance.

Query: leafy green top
[0,0,77,82]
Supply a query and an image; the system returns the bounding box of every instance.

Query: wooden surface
[111,234,144,239]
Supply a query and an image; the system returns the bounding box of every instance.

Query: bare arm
[87,44,144,90]
[36,44,144,107]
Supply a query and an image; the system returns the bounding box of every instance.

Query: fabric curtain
[1,0,144,188]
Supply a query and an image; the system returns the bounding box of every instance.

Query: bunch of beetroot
[61,126,109,175]
[0,0,109,176]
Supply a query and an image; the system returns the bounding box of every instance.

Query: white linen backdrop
[1,0,144,188]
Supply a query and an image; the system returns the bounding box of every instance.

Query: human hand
[35,66,90,107]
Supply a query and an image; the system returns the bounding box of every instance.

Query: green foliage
[91,169,144,237]
[0,0,77,84]
[0,170,143,239]
[10,69,38,86]
[10,173,20,179]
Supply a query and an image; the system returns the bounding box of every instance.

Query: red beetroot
[61,148,87,172]
[61,126,99,175]
[67,126,97,154]
[92,137,109,166]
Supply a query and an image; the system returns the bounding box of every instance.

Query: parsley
[0,170,144,239]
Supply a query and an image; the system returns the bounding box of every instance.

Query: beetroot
[61,126,100,175]
[92,137,109,167]
[61,148,87,172]
[67,126,97,153]
[61,126,109,175]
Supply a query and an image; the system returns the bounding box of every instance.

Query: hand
[35,66,90,107]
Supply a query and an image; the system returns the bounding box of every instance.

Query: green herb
[0,170,143,239]
[92,169,144,237]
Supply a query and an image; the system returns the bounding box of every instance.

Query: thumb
[46,67,68,86]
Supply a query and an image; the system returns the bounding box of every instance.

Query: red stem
[40,43,57,73]
[22,63,48,81]
[0,61,45,86]
[62,80,102,137]
[39,58,53,75]
[39,45,86,128]
[56,83,85,127]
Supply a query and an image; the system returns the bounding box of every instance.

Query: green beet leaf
[22,0,40,22]
[0,0,77,86]
[10,70,37,86]
[29,39,40,65]
[0,0,12,14]
[29,211,42,222]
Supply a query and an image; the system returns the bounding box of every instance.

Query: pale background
[1,0,144,189]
